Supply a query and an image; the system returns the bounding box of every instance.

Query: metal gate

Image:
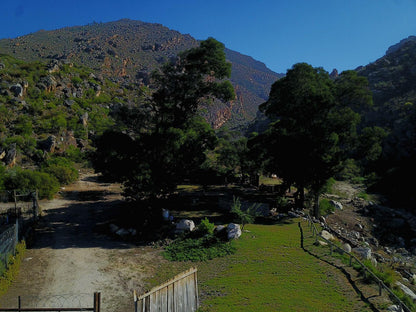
[0,292,100,312]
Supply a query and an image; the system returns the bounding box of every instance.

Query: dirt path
[0,171,158,312]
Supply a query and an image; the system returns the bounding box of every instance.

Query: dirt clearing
[0,171,160,312]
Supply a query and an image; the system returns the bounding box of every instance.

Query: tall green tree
[256,63,371,216]
[93,38,235,205]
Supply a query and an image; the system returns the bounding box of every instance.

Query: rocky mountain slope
[356,36,416,127]
[0,19,282,129]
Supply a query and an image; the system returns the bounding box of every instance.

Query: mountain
[356,36,416,127]
[0,19,281,129]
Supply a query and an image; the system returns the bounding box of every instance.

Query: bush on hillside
[42,156,78,185]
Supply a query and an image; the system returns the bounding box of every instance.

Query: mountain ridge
[0,19,282,129]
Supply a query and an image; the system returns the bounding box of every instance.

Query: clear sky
[1,0,415,74]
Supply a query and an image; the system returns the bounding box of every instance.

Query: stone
[64,99,75,107]
[395,281,416,301]
[0,63,5,69]
[353,247,372,260]
[4,143,17,167]
[215,225,226,233]
[0,148,5,160]
[371,257,378,267]
[388,305,404,312]
[80,112,89,127]
[227,223,242,240]
[9,83,23,97]
[342,243,352,253]
[329,200,343,210]
[116,228,130,237]
[320,230,335,241]
[109,224,119,233]
[176,219,195,232]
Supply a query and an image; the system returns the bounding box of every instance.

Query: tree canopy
[253,63,372,216]
[93,38,235,203]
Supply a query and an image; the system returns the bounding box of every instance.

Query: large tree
[93,38,235,204]
[256,63,372,216]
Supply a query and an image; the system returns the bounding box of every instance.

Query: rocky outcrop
[4,143,17,167]
[227,223,242,240]
[9,83,23,97]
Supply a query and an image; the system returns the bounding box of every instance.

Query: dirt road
[0,171,161,312]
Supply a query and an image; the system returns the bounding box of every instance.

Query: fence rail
[0,293,100,312]
[302,215,412,312]
[134,267,199,312]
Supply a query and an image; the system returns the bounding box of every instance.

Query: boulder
[227,223,241,240]
[388,305,404,312]
[329,200,343,210]
[353,247,372,260]
[0,148,5,160]
[109,224,119,233]
[342,243,352,253]
[175,219,195,232]
[80,112,89,127]
[320,230,335,241]
[0,63,5,69]
[39,75,57,92]
[395,281,416,301]
[116,228,130,237]
[215,225,226,233]
[9,83,23,97]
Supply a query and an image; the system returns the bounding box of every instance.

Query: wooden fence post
[94,292,101,312]
[18,296,21,312]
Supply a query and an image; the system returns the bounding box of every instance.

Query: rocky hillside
[0,19,281,129]
[356,36,416,127]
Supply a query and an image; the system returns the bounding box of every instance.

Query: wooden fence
[301,215,412,312]
[134,267,199,312]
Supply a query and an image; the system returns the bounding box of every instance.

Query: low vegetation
[0,241,26,296]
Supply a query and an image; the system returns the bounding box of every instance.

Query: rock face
[175,219,195,232]
[38,136,57,153]
[227,223,242,240]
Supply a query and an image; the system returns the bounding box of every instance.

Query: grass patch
[164,234,236,262]
[147,221,371,311]
[0,241,26,296]
[319,198,335,216]
[259,175,282,186]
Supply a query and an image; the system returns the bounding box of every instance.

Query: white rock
[329,200,343,210]
[395,282,416,301]
[176,219,195,232]
[388,305,404,312]
[320,230,335,241]
[353,247,372,260]
[343,243,352,253]
[227,223,242,240]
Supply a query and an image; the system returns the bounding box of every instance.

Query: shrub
[230,196,259,229]
[198,218,215,235]
[4,167,59,199]
[319,198,334,216]
[163,235,235,262]
[42,156,78,185]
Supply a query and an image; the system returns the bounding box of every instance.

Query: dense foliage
[93,38,235,213]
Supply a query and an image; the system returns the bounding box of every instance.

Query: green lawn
[147,220,371,311]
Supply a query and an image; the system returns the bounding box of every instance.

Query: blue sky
[1,0,415,73]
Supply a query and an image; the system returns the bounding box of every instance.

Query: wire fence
[0,190,39,275]
[300,215,412,312]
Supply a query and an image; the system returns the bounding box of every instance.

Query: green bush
[198,218,215,235]
[4,167,59,199]
[319,198,334,216]
[163,235,235,262]
[42,156,78,185]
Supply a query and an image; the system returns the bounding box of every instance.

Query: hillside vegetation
[0,19,281,129]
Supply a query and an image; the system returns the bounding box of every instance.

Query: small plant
[319,198,335,216]
[198,218,215,235]
[230,196,259,230]
[0,241,26,296]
